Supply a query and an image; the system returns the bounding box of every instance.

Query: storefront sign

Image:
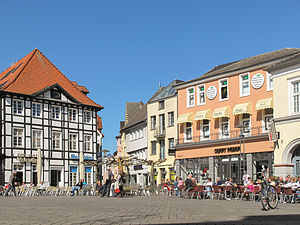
[207,86,217,100]
[214,146,240,154]
[70,154,94,160]
[251,73,264,89]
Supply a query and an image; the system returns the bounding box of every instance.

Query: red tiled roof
[0,49,103,109]
[96,115,104,137]
[71,81,90,94]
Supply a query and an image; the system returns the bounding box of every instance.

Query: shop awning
[233,102,252,115]
[194,110,211,121]
[212,106,230,119]
[177,113,193,124]
[256,98,273,111]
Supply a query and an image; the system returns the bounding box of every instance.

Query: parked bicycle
[259,175,278,211]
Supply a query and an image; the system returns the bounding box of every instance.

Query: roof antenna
[158,82,161,89]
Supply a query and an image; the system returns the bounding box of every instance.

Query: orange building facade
[174,49,300,184]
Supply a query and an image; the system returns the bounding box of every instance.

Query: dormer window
[159,101,165,110]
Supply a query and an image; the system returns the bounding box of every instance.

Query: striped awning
[177,113,193,124]
[212,106,230,119]
[194,110,211,121]
[256,98,273,111]
[233,102,252,115]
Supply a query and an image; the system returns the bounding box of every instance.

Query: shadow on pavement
[168,214,300,225]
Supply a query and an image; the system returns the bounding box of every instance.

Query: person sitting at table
[225,178,233,186]
[205,178,213,198]
[215,177,222,186]
[71,179,83,196]
[185,174,194,189]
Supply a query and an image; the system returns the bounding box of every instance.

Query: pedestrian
[71,179,83,196]
[118,171,125,197]
[102,168,113,197]
[4,171,17,197]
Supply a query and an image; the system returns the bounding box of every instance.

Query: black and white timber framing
[0,86,101,187]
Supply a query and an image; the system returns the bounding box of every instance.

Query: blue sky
[0,1,300,153]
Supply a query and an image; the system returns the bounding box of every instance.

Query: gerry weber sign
[251,73,264,89]
[214,146,240,154]
[207,86,217,100]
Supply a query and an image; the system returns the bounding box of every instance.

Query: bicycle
[259,177,278,211]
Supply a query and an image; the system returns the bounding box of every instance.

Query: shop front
[176,138,273,184]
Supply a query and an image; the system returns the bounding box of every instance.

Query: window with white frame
[70,166,78,186]
[52,132,61,149]
[187,87,195,107]
[219,79,228,100]
[69,134,77,151]
[13,128,23,147]
[33,130,42,149]
[292,81,300,113]
[32,103,42,117]
[220,118,229,138]
[51,106,60,119]
[241,114,251,135]
[267,72,273,91]
[202,120,210,139]
[69,108,77,122]
[13,100,23,115]
[83,111,92,123]
[168,111,174,127]
[239,73,250,96]
[263,108,273,132]
[197,84,206,105]
[150,116,156,130]
[184,122,193,142]
[84,135,92,151]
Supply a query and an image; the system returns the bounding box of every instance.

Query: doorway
[50,170,61,187]
[292,146,300,176]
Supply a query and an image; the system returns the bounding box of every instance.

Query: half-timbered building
[0,49,103,186]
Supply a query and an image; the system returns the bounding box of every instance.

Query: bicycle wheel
[260,186,269,211]
[267,185,278,209]
[187,187,194,199]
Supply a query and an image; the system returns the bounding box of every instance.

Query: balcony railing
[153,127,166,138]
[176,126,268,146]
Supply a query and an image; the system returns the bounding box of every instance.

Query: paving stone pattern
[0,196,300,224]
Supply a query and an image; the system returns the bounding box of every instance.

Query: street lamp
[237,124,247,184]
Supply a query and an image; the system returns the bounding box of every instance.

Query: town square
[1,1,300,225]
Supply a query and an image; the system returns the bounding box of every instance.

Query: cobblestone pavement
[1,196,300,224]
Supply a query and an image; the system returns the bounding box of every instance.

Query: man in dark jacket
[71,179,83,196]
[4,171,17,196]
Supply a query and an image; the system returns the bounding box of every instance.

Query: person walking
[4,171,17,197]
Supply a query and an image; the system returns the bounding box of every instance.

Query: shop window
[184,122,193,142]
[85,167,92,184]
[239,73,250,96]
[263,108,273,132]
[197,84,205,105]
[13,164,24,185]
[219,78,228,101]
[70,166,78,186]
[187,87,195,107]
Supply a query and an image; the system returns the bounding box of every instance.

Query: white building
[0,49,103,186]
